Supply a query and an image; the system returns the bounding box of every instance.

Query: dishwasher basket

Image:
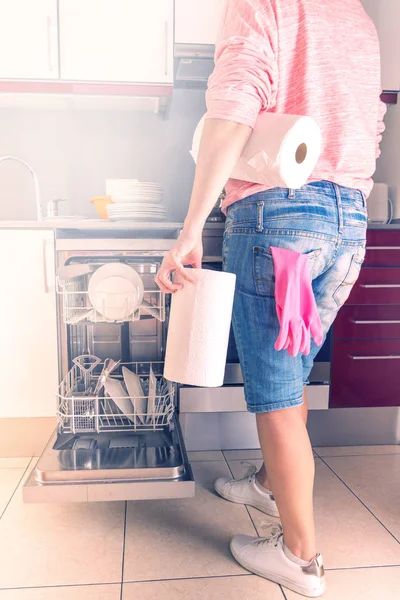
[56,261,165,325]
[56,360,175,434]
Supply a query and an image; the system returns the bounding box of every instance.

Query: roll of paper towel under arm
[164,269,236,388]
[191,112,322,189]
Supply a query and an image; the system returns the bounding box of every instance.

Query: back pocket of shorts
[253,246,321,298]
[333,246,366,308]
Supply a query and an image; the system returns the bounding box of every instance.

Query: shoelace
[241,462,258,482]
[252,523,284,548]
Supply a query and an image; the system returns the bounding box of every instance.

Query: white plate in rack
[88,263,144,321]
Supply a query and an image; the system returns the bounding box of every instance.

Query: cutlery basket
[56,361,175,434]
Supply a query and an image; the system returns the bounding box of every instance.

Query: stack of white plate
[106,179,167,221]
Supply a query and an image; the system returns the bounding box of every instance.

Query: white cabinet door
[0,0,58,80]
[175,0,227,45]
[0,230,58,418]
[362,0,400,91]
[59,0,174,84]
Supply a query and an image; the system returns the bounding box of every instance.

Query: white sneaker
[230,524,325,598]
[214,466,280,517]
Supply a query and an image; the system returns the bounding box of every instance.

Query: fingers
[155,265,183,294]
[176,264,197,284]
[155,259,197,294]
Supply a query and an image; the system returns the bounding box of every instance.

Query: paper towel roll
[191,112,322,189]
[164,269,236,388]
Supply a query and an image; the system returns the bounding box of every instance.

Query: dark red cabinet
[348,267,400,305]
[334,305,400,340]
[330,339,400,408]
[330,228,400,408]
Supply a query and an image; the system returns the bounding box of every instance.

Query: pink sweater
[205,0,387,212]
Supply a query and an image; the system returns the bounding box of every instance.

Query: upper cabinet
[0,0,58,80]
[362,0,400,91]
[175,0,227,46]
[59,0,174,84]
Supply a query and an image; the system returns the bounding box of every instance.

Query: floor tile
[188,451,224,462]
[0,585,121,599]
[313,445,400,457]
[123,461,257,582]
[0,467,125,588]
[223,450,318,462]
[223,450,263,461]
[324,454,400,541]
[0,458,31,469]
[123,575,284,599]
[226,458,400,568]
[0,469,25,515]
[285,566,400,600]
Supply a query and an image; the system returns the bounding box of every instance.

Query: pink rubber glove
[271,247,323,357]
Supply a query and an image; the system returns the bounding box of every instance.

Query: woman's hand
[155,230,203,293]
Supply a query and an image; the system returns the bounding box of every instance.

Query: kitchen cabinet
[0,0,58,80]
[59,0,174,84]
[0,230,58,417]
[330,229,400,408]
[362,0,400,91]
[175,0,227,45]
[331,339,400,408]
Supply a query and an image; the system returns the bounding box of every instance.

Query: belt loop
[256,201,264,232]
[362,192,367,208]
[288,188,295,199]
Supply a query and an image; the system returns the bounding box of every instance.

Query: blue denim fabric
[222,181,367,413]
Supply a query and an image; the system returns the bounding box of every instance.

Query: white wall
[375,102,400,185]
[0,90,397,222]
[0,90,206,221]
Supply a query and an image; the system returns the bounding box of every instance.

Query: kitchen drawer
[334,305,400,339]
[348,267,400,304]
[365,230,400,267]
[330,339,400,408]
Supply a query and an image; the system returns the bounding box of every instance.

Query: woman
[156,0,386,596]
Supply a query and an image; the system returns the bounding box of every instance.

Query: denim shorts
[222,181,367,413]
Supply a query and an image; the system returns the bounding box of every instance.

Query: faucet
[0,155,42,220]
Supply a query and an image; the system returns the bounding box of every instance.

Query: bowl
[90,196,113,220]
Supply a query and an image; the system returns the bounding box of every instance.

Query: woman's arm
[184,118,252,236]
[155,0,278,293]
[155,118,251,293]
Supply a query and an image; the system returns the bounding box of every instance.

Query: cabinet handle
[366,246,400,251]
[360,284,400,289]
[164,20,169,76]
[349,355,400,360]
[351,320,400,325]
[42,239,55,294]
[47,16,54,73]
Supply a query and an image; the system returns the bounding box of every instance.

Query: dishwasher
[23,237,195,503]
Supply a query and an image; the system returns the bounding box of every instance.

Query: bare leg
[256,399,316,561]
[257,388,308,488]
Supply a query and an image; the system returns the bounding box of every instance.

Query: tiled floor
[0,446,399,599]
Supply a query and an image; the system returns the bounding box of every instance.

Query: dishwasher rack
[56,360,175,434]
[57,260,165,325]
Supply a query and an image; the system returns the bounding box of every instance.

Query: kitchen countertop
[0,219,398,230]
[0,219,186,230]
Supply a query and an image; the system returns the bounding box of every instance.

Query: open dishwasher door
[23,417,194,503]
[23,360,194,504]
[24,237,195,503]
